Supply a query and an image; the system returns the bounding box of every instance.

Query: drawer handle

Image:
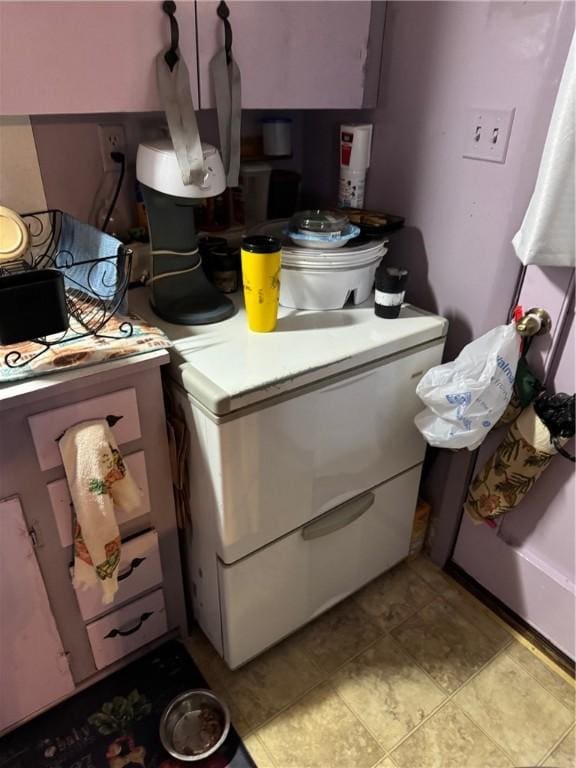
[54,414,123,442]
[104,611,153,639]
[118,557,146,582]
[302,492,375,541]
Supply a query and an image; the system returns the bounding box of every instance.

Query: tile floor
[185,557,576,768]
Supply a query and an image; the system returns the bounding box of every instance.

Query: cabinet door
[0,497,74,732]
[196,0,381,109]
[0,1,198,115]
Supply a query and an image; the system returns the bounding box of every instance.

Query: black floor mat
[0,639,255,768]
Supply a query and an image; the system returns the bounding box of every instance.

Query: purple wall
[303,2,573,357]
[300,1,574,562]
[340,0,573,562]
[365,0,574,355]
[26,1,574,568]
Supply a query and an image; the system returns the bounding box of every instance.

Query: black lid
[242,235,281,254]
[375,265,409,291]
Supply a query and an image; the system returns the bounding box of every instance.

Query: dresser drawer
[203,341,443,563]
[218,465,420,668]
[28,388,141,471]
[86,588,167,670]
[73,530,162,622]
[48,451,151,548]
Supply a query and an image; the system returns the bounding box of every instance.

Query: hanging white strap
[156,51,206,187]
[210,48,242,187]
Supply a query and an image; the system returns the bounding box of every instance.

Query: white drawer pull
[104,611,154,639]
[118,557,146,582]
[302,491,375,541]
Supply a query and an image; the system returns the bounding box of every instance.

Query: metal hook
[217,1,233,65]
[162,0,180,72]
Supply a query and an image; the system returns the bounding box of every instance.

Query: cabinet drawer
[73,530,162,622]
[28,388,141,471]
[86,589,167,670]
[212,342,443,563]
[48,451,151,548]
[218,465,420,668]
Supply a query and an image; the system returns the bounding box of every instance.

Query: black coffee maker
[136,138,234,325]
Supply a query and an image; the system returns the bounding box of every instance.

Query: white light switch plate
[462,107,515,163]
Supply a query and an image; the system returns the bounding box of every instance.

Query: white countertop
[0,349,169,412]
[129,287,448,415]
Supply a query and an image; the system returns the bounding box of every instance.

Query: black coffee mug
[374,266,409,318]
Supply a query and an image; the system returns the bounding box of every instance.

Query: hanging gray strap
[157,51,206,186]
[210,48,242,187]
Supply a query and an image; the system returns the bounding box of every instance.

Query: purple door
[453,266,575,659]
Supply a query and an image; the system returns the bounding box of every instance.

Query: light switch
[462,108,515,163]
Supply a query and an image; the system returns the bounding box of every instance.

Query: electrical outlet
[462,108,515,163]
[98,124,126,171]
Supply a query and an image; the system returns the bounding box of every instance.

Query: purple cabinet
[0,1,198,115]
[0,497,74,731]
[197,0,383,109]
[0,1,382,115]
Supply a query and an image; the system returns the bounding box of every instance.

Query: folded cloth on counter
[0,310,171,382]
[59,420,141,603]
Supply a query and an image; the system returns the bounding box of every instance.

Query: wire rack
[0,210,133,369]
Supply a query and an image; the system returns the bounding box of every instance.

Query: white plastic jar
[262,117,292,157]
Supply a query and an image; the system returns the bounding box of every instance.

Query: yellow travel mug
[241,236,282,332]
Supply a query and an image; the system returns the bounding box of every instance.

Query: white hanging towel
[59,420,141,604]
[512,32,575,267]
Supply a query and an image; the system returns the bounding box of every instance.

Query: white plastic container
[280,260,382,310]
[280,240,387,310]
[339,167,367,209]
[249,219,386,310]
[338,124,373,209]
[240,162,272,226]
[262,118,292,157]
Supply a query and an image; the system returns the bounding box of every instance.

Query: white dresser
[130,289,448,668]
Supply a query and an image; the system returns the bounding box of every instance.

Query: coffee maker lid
[136,139,226,199]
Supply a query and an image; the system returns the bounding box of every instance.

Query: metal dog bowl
[159,689,231,761]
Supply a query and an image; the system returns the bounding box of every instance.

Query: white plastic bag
[414,324,521,450]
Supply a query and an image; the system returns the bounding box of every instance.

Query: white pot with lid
[249,219,387,310]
